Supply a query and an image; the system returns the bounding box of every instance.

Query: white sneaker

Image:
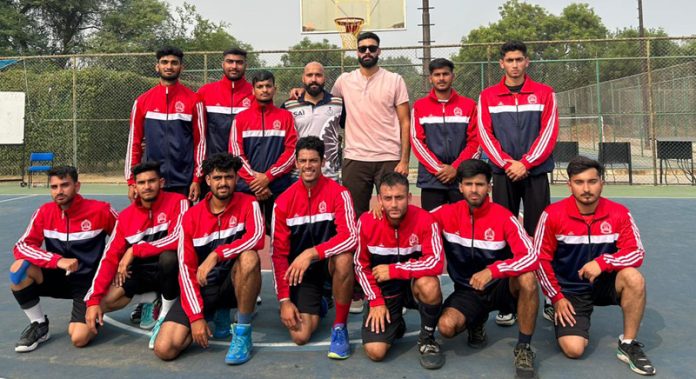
[495,312,517,326]
[349,299,364,314]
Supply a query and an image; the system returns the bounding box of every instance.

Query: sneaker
[467,323,487,349]
[349,299,364,314]
[418,335,445,370]
[15,316,50,353]
[148,318,163,350]
[225,323,252,365]
[130,303,143,324]
[213,308,232,340]
[256,296,262,306]
[543,303,554,322]
[495,312,517,326]
[513,343,537,379]
[617,340,656,376]
[139,301,157,330]
[327,324,351,359]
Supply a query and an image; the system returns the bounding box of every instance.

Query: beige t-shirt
[332,67,409,162]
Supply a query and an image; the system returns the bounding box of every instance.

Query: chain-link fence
[1,36,694,184]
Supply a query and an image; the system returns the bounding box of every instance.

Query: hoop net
[334,17,364,49]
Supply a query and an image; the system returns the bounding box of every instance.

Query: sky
[167,0,695,51]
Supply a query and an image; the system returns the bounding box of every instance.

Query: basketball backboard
[300,0,406,34]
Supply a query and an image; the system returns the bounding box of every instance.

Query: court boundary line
[0,194,39,203]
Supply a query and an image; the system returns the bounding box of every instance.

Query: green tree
[87,0,169,53]
[0,0,46,55]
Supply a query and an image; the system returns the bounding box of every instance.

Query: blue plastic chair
[26,152,54,187]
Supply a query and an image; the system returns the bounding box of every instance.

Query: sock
[418,302,442,339]
[159,297,176,320]
[237,312,252,325]
[619,334,633,345]
[131,292,157,304]
[24,303,46,324]
[518,332,532,345]
[334,301,350,327]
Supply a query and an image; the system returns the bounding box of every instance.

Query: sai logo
[157,212,167,224]
[273,120,281,130]
[81,219,92,231]
[484,227,495,241]
[318,201,327,214]
[600,221,612,234]
[527,94,538,104]
[175,101,185,113]
[453,107,463,116]
[229,216,238,228]
[409,233,419,246]
[242,98,251,107]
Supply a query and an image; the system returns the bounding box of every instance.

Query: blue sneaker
[148,318,163,350]
[327,323,350,359]
[225,323,252,365]
[139,302,157,330]
[319,297,329,319]
[213,308,231,339]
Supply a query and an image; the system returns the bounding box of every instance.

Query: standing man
[432,159,539,378]
[354,172,445,370]
[282,62,345,182]
[411,58,480,211]
[229,70,297,233]
[125,46,207,203]
[84,161,187,349]
[198,47,254,196]
[271,136,357,359]
[153,153,264,365]
[10,166,116,352]
[477,40,558,325]
[535,156,655,376]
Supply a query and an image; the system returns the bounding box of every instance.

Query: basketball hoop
[334,17,364,49]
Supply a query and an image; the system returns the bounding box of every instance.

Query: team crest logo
[484,227,495,241]
[318,201,327,213]
[568,231,575,236]
[175,101,185,113]
[242,98,251,107]
[81,219,92,231]
[273,120,281,130]
[497,101,504,106]
[600,221,612,234]
[229,216,238,228]
[527,94,538,104]
[453,107,463,116]
[157,212,167,224]
[154,108,160,112]
[409,233,419,246]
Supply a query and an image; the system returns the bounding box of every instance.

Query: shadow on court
[0,194,694,378]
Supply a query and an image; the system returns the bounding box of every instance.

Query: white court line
[0,194,39,203]
[103,315,419,348]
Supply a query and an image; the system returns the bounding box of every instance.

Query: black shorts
[122,258,161,299]
[361,281,417,345]
[163,270,237,328]
[555,272,620,339]
[37,268,91,323]
[443,279,516,328]
[290,261,330,315]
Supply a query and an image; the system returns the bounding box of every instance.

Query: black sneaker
[15,316,50,353]
[617,340,656,376]
[418,335,445,370]
[513,343,536,379]
[467,322,487,349]
[543,303,554,322]
[130,303,144,324]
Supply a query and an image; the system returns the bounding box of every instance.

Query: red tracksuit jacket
[84,191,189,307]
[354,205,444,307]
[270,175,357,301]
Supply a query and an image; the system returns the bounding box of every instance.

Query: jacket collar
[492,74,535,95]
[252,100,276,112]
[563,195,610,221]
[220,75,250,88]
[203,191,236,216]
[298,90,334,107]
[459,195,492,218]
[296,175,328,196]
[55,193,85,217]
[427,88,460,104]
[134,190,166,212]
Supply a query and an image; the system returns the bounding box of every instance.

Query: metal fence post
[72,56,78,168]
[203,53,208,84]
[595,57,603,145]
[646,39,658,185]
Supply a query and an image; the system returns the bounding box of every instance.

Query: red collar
[427,88,460,104]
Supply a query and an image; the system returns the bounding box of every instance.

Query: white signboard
[0,92,26,144]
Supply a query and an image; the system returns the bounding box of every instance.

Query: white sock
[23,303,45,324]
[159,297,177,320]
[131,292,157,304]
[619,334,633,345]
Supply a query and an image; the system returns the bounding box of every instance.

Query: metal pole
[420,0,433,94]
[72,56,78,168]
[646,39,658,185]
[595,58,603,144]
[203,53,208,84]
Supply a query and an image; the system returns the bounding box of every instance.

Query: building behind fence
[1,36,695,184]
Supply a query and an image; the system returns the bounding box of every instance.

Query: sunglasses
[357,45,379,53]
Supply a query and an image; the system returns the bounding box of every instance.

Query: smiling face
[156,55,182,81]
[296,148,323,186]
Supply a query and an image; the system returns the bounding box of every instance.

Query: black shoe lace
[515,345,535,368]
[626,341,650,362]
[20,322,40,341]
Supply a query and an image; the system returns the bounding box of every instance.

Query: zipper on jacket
[585,219,595,264]
[470,211,475,263]
[231,80,235,116]
[164,86,172,185]
[261,106,266,137]
[394,227,400,263]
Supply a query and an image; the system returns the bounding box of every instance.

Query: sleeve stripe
[230,120,255,175]
[532,212,558,298]
[15,209,52,261]
[410,109,441,172]
[177,227,201,315]
[270,154,296,177]
[496,216,536,272]
[220,201,263,258]
[477,96,507,167]
[125,100,138,181]
[269,203,280,295]
[394,223,443,271]
[195,102,206,178]
[323,191,358,257]
[526,92,557,163]
[84,220,120,302]
[151,200,188,248]
[353,220,376,301]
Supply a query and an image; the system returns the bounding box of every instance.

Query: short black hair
[203,153,243,177]
[252,70,275,86]
[357,31,380,45]
[500,40,527,59]
[47,166,78,183]
[156,46,184,61]
[566,155,604,178]
[428,58,454,74]
[379,172,409,192]
[223,47,247,58]
[456,159,492,183]
[132,161,161,179]
[295,136,325,159]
